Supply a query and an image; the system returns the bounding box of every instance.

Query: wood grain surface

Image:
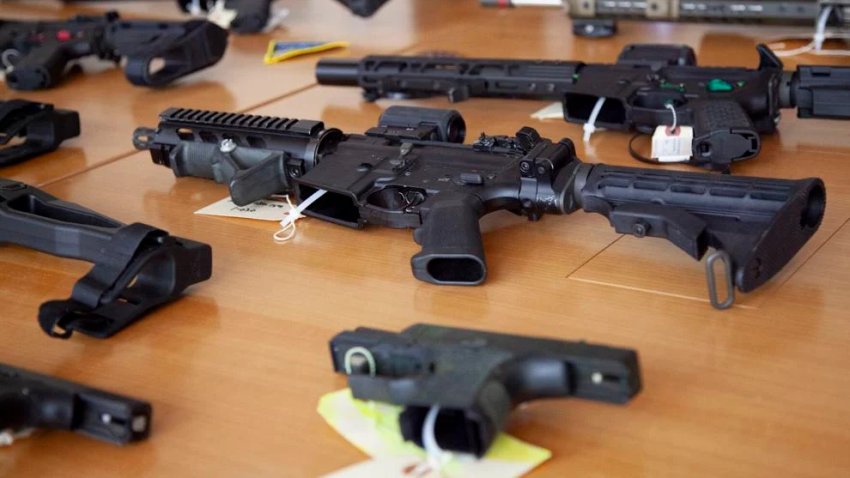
[1,1,849,477]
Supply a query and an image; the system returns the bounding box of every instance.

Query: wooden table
[2,1,849,476]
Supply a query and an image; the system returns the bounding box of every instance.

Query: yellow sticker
[318,389,552,477]
[264,40,350,64]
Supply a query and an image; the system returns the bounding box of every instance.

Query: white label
[194,196,298,222]
[651,125,693,163]
[531,102,564,120]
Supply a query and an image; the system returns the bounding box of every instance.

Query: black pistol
[0,362,151,445]
[330,323,641,456]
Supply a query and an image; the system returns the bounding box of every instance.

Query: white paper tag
[531,102,564,120]
[194,196,298,222]
[207,3,239,30]
[651,125,693,163]
[323,455,539,478]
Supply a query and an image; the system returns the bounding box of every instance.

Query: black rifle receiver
[0,100,80,167]
[316,44,850,170]
[0,362,151,445]
[0,11,228,90]
[330,323,641,456]
[0,179,213,339]
[134,106,825,309]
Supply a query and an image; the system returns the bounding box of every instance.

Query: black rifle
[330,323,641,456]
[0,100,80,167]
[0,362,151,445]
[316,43,850,171]
[176,0,272,33]
[134,106,825,309]
[0,178,212,339]
[0,11,228,90]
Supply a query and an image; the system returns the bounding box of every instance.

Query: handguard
[0,362,151,445]
[0,100,80,167]
[136,106,825,309]
[0,179,212,339]
[330,324,641,456]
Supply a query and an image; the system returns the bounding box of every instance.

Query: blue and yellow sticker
[264,40,350,64]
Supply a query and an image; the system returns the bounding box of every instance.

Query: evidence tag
[651,125,693,163]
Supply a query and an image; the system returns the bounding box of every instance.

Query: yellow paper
[318,389,551,477]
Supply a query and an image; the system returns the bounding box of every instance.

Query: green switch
[707,78,734,92]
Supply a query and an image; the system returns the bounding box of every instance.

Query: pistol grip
[691,100,760,170]
[411,195,486,285]
[5,45,71,90]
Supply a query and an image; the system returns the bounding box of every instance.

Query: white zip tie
[273,189,327,243]
[343,346,376,376]
[582,97,606,143]
[665,103,678,132]
[423,405,450,473]
[1,49,19,73]
[770,6,850,58]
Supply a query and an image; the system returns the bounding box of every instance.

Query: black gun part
[0,100,80,167]
[330,323,641,456]
[316,44,850,170]
[336,0,391,17]
[0,178,213,338]
[134,106,825,308]
[0,362,151,445]
[176,0,272,33]
[0,11,228,90]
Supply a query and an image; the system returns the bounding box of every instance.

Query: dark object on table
[0,362,151,445]
[0,178,213,338]
[135,106,825,308]
[316,44,850,171]
[330,323,641,456]
[0,100,80,167]
[0,11,228,90]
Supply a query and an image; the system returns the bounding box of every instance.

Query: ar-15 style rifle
[134,106,825,308]
[316,44,850,171]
